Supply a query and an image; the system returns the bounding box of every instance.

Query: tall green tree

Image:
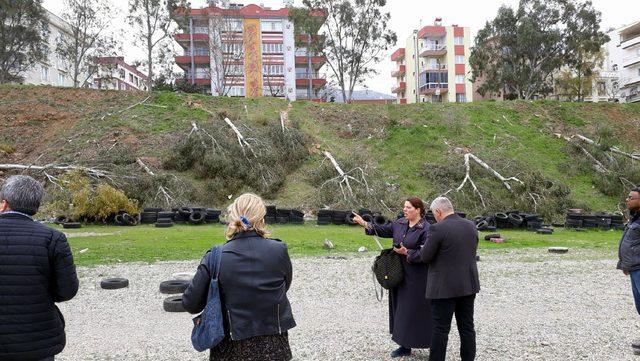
[470,0,608,100]
[0,0,49,83]
[127,0,186,91]
[563,0,610,101]
[294,0,396,103]
[56,0,120,88]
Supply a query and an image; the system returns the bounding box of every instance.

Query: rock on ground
[57,249,640,360]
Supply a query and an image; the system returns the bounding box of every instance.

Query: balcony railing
[423,63,447,71]
[184,49,210,56]
[296,72,325,79]
[391,82,406,93]
[187,71,211,79]
[420,44,447,56]
[193,26,209,34]
[621,33,640,49]
[623,54,640,67]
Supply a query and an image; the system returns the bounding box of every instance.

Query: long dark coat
[366,217,433,348]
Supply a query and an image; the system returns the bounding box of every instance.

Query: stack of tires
[277,208,292,224]
[290,209,305,224]
[156,211,175,228]
[265,206,277,224]
[331,210,348,225]
[204,208,221,223]
[565,211,620,230]
[317,210,332,225]
[140,207,162,224]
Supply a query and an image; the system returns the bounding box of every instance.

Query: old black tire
[536,228,553,235]
[62,222,81,229]
[484,233,501,241]
[155,222,174,228]
[476,220,489,230]
[100,277,129,290]
[508,213,523,226]
[548,247,568,254]
[189,211,205,224]
[163,295,186,312]
[159,280,190,294]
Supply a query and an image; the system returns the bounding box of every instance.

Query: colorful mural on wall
[243,19,263,97]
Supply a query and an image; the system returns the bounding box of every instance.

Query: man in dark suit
[420,197,480,361]
[0,175,79,361]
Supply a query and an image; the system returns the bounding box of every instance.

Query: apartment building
[20,9,77,87]
[92,57,149,91]
[584,28,621,103]
[618,21,640,103]
[390,18,473,104]
[172,2,326,101]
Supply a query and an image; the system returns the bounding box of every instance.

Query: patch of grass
[61,224,622,267]
[0,143,15,154]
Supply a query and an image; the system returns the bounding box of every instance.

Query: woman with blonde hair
[183,193,295,361]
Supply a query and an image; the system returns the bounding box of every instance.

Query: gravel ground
[56,248,640,360]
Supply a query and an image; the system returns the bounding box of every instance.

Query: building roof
[173,4,325,19]
[95,57,149,81]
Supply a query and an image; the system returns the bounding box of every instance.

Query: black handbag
[372,248,404,290]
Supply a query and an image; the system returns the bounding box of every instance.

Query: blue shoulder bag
[191,246,225,352]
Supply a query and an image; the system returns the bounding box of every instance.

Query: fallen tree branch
[468,153,524,191]
[556,134,610,174]
[0,163,111,179]
[446,153,486,207]
[574,134,640,161]
[100,96,151,120]
[136,158,155,176]
[224,117,256,157]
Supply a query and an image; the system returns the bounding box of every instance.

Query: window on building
[261,20,282,32]
[456,74,465,84]
[41,66,49,82]
[225,19,243,32]
[455,55,465,64]
[262,64,284,75]
[58,73,66,85]
[612,64,618,71]
[454,36,464,45]
[129,74,134,83]
[119,68,125,79]
[261,43,283,54]
[456,93,467,102]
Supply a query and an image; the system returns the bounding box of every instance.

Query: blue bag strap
[209,246,222,281]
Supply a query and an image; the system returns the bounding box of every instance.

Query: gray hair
[0,175,44,215]
[430,196,454,213]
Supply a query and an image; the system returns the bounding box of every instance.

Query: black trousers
[429,294,476,361]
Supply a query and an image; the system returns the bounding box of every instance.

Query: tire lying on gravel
[548,247,568,254]
[100,278,129,290]
[163,295,186,312]
[484,233,501,241]
[159,280,190,294]
[62,222,81,229]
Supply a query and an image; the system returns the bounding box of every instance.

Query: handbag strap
[368,221,385,302]
[208,246,222,281]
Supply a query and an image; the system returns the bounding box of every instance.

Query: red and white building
[172,2,326,101]
[92,57,150,91]
[390,18,473,104]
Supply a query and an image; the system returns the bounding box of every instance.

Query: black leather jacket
[617,212,640,271]
[183,231,295,341]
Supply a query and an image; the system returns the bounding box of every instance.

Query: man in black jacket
[617,187,640,355]
[420,197,480,361]
[0,175,79,361]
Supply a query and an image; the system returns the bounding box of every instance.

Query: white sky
[43,0,640,94]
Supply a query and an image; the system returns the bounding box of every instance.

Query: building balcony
[296,73,327,88]
[391,65,406,77]
[174,33,209,42]
[420,44,447,57]
[419,82,448,95]
[621,34,640,49]
[622,75,640,87]
[294,55,327,66]
[622,55,640,68]
[418,26,446,39]
[421,64,448,72]
[391,82,406,93]
[175,55,210,65]
[391,48,405,61]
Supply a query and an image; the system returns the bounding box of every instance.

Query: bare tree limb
[0,163,111,178]
[136,158,155,176]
